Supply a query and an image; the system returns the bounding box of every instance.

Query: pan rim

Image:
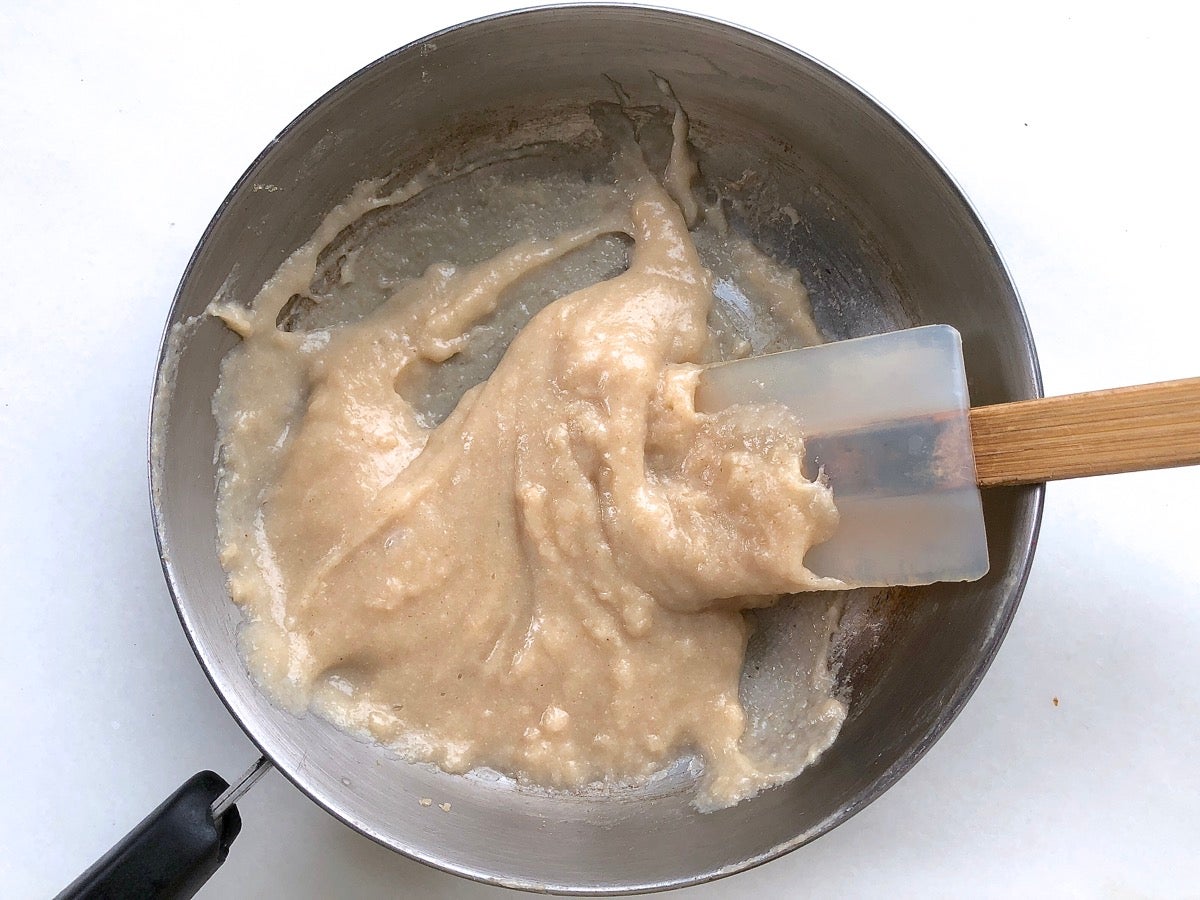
[148,4,1044,894]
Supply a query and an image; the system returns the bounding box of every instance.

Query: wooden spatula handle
[969,377,1200,486]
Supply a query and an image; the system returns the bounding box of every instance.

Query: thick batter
[212,102,846,808]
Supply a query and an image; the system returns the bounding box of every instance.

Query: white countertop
[3,1,1197,896]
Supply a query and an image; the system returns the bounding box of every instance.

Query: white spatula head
[696,325,989,587]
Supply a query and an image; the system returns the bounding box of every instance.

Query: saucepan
[61,5,1041,897]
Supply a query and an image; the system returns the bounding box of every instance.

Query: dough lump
[212,101,845,808]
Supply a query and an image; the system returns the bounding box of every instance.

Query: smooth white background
[2,1,1197,897]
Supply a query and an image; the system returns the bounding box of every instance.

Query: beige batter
[212,101,846,809]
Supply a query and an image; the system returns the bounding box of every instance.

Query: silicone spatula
[696,325,1200,587]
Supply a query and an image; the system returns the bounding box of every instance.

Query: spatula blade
[696,325,989,587]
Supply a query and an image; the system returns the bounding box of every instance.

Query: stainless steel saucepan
[59,6,1041,897]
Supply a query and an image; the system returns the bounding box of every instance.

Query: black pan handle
[55,770,242,900]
